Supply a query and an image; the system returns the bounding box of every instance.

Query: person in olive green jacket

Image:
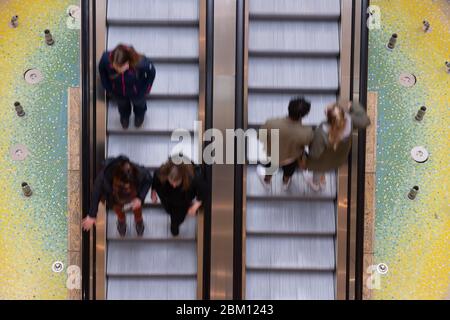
[259,97,314,190]
[302,100,371,191]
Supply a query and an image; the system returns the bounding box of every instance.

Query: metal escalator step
[107,277,197,300]
[107,241,197,275]
[107,99,198,133]
[107,26,199,60]
[248,57,338,92]
[246,270,335,300]
[152,63,199,96]
[249,20,339,55]
[107,0,199,24]
[107,208,196,240]
[246,235,335,270]
[107,134,199,168]
[246,199,335,235]
[248,93,336,126]
[249,0,340,19]
[246,165,336,199]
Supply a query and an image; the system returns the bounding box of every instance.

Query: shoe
[170,222,179,237]
[117,221,127,237]
[134,116,145,128]
[282,177,292,191]
[257,172,272,192]
[120,117,129,129]
[135,220,145,236]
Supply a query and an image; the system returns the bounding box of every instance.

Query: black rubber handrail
[233,0,246,300]
[80,0,91,300]
[355,0,371,300]
[201,0,215,300]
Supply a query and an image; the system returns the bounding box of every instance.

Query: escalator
[244,0,341,299]
[103,0,201,299]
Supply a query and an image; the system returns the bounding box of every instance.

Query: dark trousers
[113,204,143,224]
[116,95,147,120]
[161,202,190,229]
[263,160,297,181]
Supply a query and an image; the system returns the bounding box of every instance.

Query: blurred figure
[82,156,153,237]
[259,97,314,190]
[151,157,206,236]
[99,44,156,129]
[302,100,371,191]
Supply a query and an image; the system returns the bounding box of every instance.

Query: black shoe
[120,117,129,129]
[170,223,179,237]
[134,116,145,128]
[117,221,127,237]
[136,220,145,236]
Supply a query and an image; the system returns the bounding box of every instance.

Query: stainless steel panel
[248,93,336,126]
[108,99,198,132]
[241,0,250,299]
[94,0,108,301]
[248,57,339,90]
[107,277,197,300]
[246,270,335,300]
[249,0,341,16]
[107,26,199,59]
[249,21,340,54]
[336,0,354,300]
[246,235,335,270]
[210,0,237,300]
[349,0,363,300]
[197,0,207,299]
[107,241,197,275]
[106,209,196,240]
[107,0,199,22]
[246,165,336,199]
[246,200,335,234]
[107,134,199,168]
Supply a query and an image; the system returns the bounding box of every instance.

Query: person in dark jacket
[82,155,153,237]
[99,44,156,129]
[301,100,371,191]
[151,157,206,237]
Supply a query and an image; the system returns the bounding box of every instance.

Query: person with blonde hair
[151,157,206,236]
[302,100,371,191]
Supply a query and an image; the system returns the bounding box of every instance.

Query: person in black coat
[99,44,156,129]
[82,155,153,237]
[151,157,206,236]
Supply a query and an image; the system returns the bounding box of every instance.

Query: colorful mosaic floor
[0,0,80,299]
[368,0,449,299]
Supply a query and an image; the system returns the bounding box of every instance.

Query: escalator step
[107,241,197,276]
[247,199,335,235]
[107,277,197,300]
[108,0,199,24]
[107,208,196,240]
[246,270,335,300]
[246,235,335,270]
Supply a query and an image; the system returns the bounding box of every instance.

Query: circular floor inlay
[66,5,81,29]
[411,146,429,163]
[24,68,44,84]
[377,263,388,275]
[399,72,417,87]
[52,261,64,273]
[10,144,29,161]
